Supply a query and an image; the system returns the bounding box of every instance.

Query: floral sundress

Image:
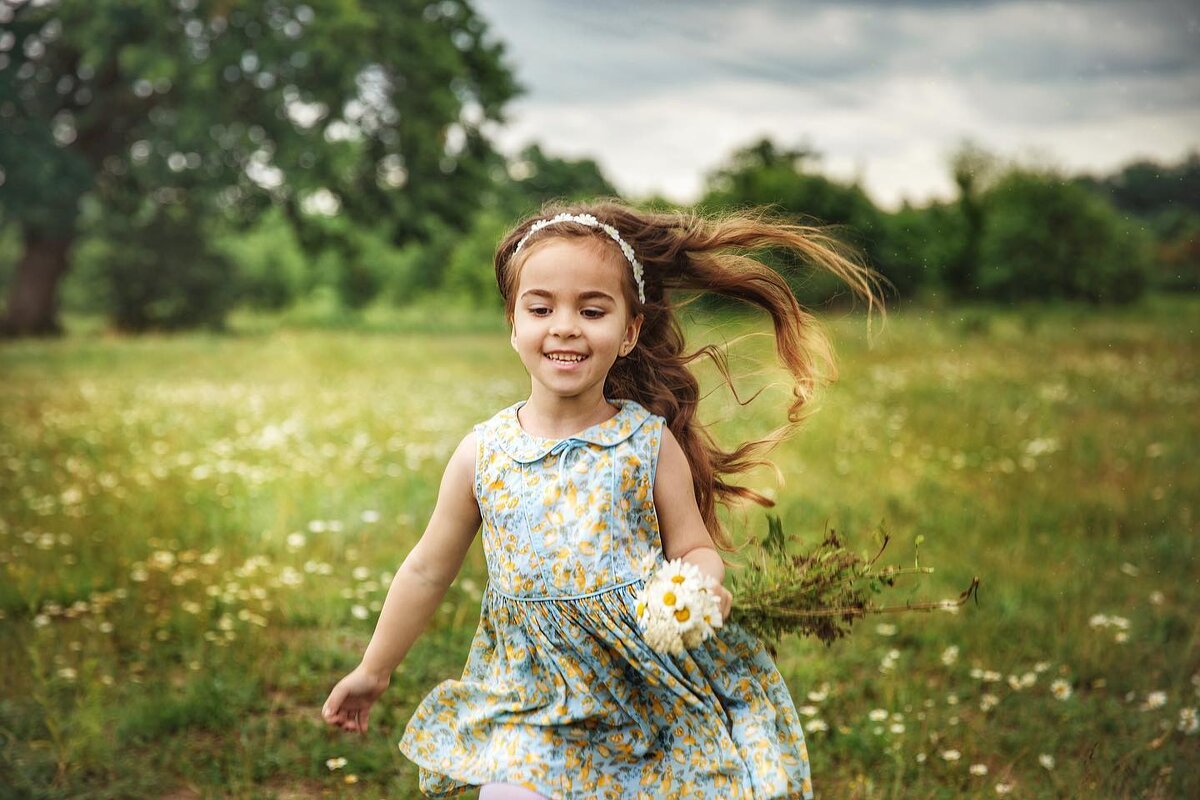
[397,398,813,799]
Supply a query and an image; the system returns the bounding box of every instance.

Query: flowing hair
[494,199,892,553]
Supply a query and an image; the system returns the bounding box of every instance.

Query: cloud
[474,0,1200,210]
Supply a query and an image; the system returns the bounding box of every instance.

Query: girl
[321,200,889,799]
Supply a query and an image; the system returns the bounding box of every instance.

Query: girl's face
[510,237,643,403]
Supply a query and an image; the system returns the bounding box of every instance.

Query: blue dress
[397,398,813,799]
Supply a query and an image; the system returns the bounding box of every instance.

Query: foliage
[1077,149,1200,216]
[213,207,308,311]
[398,144,621,309]
[86,200,235,332]
[0,0,519,329]
[943,141,1001,301]
[699,137,888,309]
[728,515,979,654]
[500,143,618,216]
[873,201,967,304]
[978,168,1154,304]
[1149,207,1200,291]
[441,209,512,309]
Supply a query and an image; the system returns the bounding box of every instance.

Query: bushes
[978,170,1153,304]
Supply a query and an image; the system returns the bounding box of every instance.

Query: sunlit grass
[1,293,1196,798]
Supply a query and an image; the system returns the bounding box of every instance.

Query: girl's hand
[321,665,391,735]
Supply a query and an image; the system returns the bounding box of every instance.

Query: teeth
[547,353,585,363]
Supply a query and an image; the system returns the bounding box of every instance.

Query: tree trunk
[1,230,74,338]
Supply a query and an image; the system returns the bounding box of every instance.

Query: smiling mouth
[545,353,588,364]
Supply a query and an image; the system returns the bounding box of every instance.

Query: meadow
[0,294,1196,799]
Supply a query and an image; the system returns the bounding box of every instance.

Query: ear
[621,314,644,356]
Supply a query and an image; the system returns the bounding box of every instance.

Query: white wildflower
[1038,754,1055,770]
[636,551,659,579]
[805,719,828,733]
[941,645,959,666]
[868,708,889,722]
[875,622,897,636]
[970,763,988,776]
[995,783,1013,795]
[940,749,961,762]
[325,756,347,771]
[1051,679,1072,700]
[1142,691,1167,710]
[1178,708,1198,735]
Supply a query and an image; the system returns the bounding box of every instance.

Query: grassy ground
[0,294,1196,798]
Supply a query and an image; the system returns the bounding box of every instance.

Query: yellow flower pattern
[397,398,813,799]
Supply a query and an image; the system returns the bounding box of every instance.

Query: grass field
[1,294,1196,798]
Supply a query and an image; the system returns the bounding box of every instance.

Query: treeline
[1,2,1196,335]
[12,138,1192,331]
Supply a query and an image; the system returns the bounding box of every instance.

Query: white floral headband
[512,212,646,304]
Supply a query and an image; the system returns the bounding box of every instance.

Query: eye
[528,307,550,316]
[582,309,605,319]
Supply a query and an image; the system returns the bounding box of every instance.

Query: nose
[548,310,580,338]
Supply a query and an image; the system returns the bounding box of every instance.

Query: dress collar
[496,398,652,463]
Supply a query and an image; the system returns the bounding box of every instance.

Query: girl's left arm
[652,426,733,620]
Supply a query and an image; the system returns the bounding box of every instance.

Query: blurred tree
[416,143,619,310]
[498,143,617,216]
[1075,151,1200,292]
[1077,150,1200,216]
[0,0,518,334]
[945,140,1001,300]
[699,136,889,309]
[212,206,307,311]
[977,167,1153,304]
[873,200,967,303]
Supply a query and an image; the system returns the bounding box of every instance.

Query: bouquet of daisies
[634,515,979,657]
[633,555,725,656]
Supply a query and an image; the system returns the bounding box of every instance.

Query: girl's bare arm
[652,426,733,619]
[358,431,483,681]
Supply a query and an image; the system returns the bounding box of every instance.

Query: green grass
[1,293,1197,798]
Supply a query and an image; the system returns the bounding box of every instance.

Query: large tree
[0,0,518,335]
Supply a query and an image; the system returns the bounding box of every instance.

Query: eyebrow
[519,289,616,303]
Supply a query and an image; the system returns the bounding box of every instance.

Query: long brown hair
[494,199,891,553]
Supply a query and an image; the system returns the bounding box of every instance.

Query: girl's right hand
[321,665,391,735]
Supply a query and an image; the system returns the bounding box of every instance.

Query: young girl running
[321,201,888,799]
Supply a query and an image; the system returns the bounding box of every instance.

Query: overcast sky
[471,0,1200,211]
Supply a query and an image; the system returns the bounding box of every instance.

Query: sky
[471,0,1200,211]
